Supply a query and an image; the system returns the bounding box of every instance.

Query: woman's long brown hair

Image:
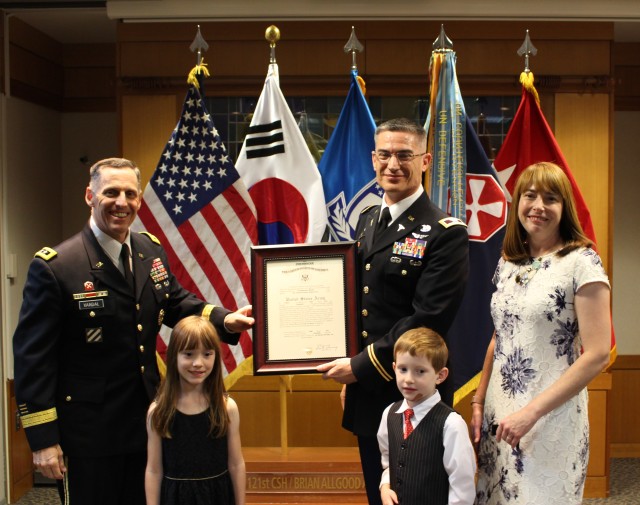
[502,162,593,264]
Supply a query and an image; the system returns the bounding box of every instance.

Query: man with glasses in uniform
[318,118,469,505]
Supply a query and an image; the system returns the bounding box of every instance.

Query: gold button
[140,366,145,373]
[362,309,368,317]
[402,270,407,276]
[365,263,371,271]
[362,331,368,338]
[137,324,143,331]
[89,311,95,318]
[65,396,72,402]
[363,286,369,294]
[139,345,145,353]
[165,293,169,299]
[136,304,141,311]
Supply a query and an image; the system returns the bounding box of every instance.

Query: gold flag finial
[265,25,281,64]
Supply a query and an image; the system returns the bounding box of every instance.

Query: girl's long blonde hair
[150,315,229,438]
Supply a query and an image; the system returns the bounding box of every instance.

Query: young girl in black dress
[145,316,246,505]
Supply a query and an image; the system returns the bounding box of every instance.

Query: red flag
[494,72,616,366]
[133,84,258,387]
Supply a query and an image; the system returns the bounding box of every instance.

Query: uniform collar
[89,217,132,268]
[383,185,424,224]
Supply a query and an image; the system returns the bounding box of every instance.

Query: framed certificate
[251,242,358,375]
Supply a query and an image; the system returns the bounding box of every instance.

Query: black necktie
[374,207,392,242]
[120,243,134,293]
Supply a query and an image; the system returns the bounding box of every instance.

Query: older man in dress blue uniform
[13,158,253,505]
[318,118,469,505]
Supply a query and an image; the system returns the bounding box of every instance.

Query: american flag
[133,85,258,383]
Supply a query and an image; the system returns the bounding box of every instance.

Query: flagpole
[266,24,280,64]
[190,24,209,67]
[517,30,540,105]
[517,29,537,75]
[187,25,211,91]
[344,26,363,71]
[264,24,291,454]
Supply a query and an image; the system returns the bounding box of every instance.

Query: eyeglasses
[373,150,426,164]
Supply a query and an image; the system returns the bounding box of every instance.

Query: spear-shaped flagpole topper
[189,24,209,66]
[266,25,281,64]
[187,25,210,88]
[433,24,453,52]
[344,26,364,71]
[517,29,538,73]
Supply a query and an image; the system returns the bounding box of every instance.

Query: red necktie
[404,408,414,439]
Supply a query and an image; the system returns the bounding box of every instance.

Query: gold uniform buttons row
[139,345,145,353]
[137,324,143,332]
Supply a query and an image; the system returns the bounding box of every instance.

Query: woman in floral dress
[471,162,611,505]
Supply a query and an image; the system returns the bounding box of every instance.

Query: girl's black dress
[161,410,235,505]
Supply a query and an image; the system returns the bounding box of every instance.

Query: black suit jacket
[343,192,469,436]
[13,224,238,456]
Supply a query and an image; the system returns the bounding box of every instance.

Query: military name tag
[79,299,105,310]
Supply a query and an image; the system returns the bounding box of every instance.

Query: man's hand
[316,358,356,384]
[33,444,66,480]
[224,305,254,333]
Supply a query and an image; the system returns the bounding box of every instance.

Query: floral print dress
[475,248,609,505]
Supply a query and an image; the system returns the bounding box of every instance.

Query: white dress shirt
[377,390,477,505]
[90,217,132,275]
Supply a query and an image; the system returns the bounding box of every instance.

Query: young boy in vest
[377,328,476,505]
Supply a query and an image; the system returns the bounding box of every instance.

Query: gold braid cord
[520,71,540,107]
[187,60,211,89]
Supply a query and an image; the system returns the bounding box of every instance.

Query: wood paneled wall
[609,356,640,457]
[116,20,615,97]
[614,43,640,111]
[229,373,612,497]
[1,14,115,112]
[1,11,636,499]
[555,93,612,268]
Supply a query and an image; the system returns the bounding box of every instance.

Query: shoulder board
[34,247,57,261]
[360,205,377,215]
[138,231,161,245]
[438,217,467,229]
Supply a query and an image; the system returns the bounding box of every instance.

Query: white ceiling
[2,2,640,45]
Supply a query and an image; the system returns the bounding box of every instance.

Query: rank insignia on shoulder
[139,231,161,245]
[438,217,467,228]
[34,247,57,261]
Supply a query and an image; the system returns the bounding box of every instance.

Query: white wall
[613,111,640,355]
[61,113,118,238]
[3,97,62,377]
[0,95,62,504]
[0,99,117,503]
